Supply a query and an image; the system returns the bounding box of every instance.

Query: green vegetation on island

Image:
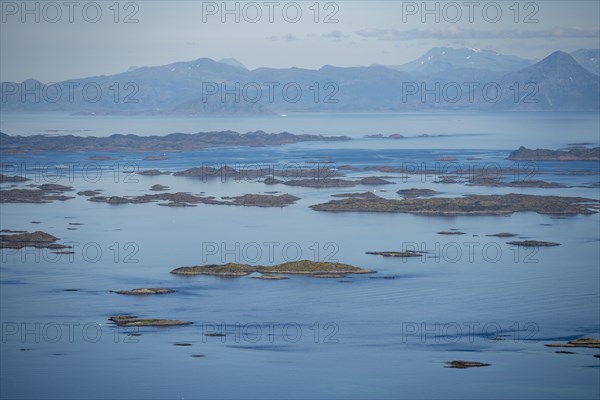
[508,146,600,161]
[310,193,599,216]
[171,260,374,278]
[88,192,299,208]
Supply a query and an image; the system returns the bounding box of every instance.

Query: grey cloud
[354,26,600,40]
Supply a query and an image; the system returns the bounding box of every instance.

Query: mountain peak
[390,47,534,74]
[218,58,247,70]
[544,50,575,61]
[192,57,219,64]
[499,50,599,110]
[536,51,582,69]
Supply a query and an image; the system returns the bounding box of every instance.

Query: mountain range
[380,47,535,74]
[1,48,598,114]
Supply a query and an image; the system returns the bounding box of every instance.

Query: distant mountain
[570,49,599,75]
[0,57,256,114]
[496,51,600,110]
[1,49,597,113]
[218,58,248,70]
[385,47,535,74]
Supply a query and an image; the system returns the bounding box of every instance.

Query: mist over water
[2,112,598,150]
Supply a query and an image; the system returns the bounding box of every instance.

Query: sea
[1,111,599,399]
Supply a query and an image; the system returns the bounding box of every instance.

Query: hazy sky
[1,0,599,82]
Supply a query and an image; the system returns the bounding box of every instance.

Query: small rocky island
[396,188,440,198]
[365,134,404,139]
[508,146,600,161]
[0,231,69,249]
[111,288,176,295]
[544,338,600,349]
[109,315,192,327]
[138,169,171,176]
[310,193,599,216]
[1,184,75,203]
[88,192,299,208]
[365,251,424,257]
[171,260,374,278]
[0,174,29,183]
[77,190,103,197]
[150,184,170,192]
[507,240,561,247]
[445,360,491,369]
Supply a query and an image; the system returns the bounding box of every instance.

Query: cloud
[267,33,300,42]
[354,26,600,40]
[321,30,350,40]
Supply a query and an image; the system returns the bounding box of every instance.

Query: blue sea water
[0,112,599,399]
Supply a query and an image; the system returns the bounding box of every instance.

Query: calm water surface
[1,113,599,399]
